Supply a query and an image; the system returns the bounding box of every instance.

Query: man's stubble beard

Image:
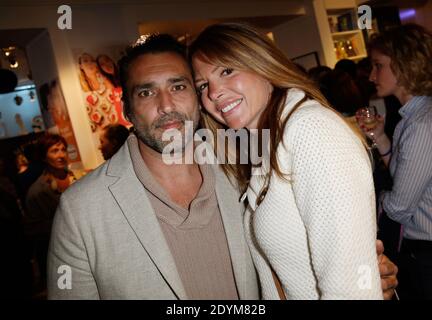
[131,110,200,154]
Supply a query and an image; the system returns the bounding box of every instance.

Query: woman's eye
[138,90,153,97]
[221,68,233,76]
[197,83,208,93]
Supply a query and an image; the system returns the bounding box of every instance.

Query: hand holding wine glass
[356,106,385,148]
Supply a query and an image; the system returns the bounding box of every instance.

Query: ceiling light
[9,58,19,68]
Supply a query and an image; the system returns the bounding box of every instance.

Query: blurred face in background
[16,153,29,173]
[45,142,68,170]
[369,50,400,98]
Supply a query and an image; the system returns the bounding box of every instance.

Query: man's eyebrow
[168,76,192,85]
[131,76,192,93]
[131,83,154,94]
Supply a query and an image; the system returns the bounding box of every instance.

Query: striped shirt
[382,96,432,241]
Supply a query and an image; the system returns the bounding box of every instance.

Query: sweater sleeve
[287,105,383,299]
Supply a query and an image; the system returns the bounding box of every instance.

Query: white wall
[272,0,326,65]
[26,30,59,90]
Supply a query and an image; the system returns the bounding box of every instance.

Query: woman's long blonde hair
[189,23,365,199]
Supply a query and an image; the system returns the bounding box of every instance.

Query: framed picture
[291,51,320,71]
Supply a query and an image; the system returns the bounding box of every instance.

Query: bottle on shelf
[344,40,357,57]
[337,13,353,32]
[334,41,348,59]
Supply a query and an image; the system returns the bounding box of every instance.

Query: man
[48,34,397,299]
[99,124,130,160]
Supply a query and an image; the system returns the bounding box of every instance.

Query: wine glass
[359,106,378,148]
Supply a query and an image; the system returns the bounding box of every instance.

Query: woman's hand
[356,111,392,166]
[356,110,386,142]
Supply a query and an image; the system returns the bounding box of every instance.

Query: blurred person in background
[357,24,432,299]
[99,124,130,160]
[320,69,365,121]
[0,156,32,299]
[16,140,45,202]
[25,134,77,293]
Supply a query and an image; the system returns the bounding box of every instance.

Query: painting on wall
[291,51,320,71]
[38,79,82,165]
[74,49,131,152]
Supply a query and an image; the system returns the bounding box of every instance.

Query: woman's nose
[208,81,224,101]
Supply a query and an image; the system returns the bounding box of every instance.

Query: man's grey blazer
[47,142,259,299]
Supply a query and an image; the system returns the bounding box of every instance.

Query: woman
[25,134,76,287]
[357,24,432,299]
[189,23,383,299]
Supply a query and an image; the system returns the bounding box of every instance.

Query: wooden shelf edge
[344,54,367,61]
[331,29,362,37]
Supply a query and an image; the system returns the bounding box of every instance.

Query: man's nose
[157,91,175,114]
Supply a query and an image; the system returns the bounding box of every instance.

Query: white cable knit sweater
[245,89,383,300]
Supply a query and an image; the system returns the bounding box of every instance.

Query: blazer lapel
[107,143,187,300]
[214,167,248,299]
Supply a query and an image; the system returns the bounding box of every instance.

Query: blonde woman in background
[357,24,432,300]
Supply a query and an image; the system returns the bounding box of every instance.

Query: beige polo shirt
[128,134,239,299]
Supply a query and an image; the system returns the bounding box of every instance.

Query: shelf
[315,1,368,67]
[331,30,362,37]
[346,54,367,61]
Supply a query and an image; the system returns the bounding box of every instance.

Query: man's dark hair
[320,69,365,117]
[118,34,189,118]
[334,59,357,79]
